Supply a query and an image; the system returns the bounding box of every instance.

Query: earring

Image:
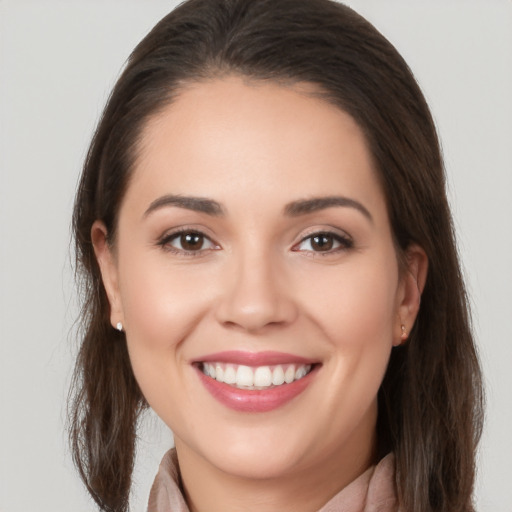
[400,324,408,342]
[116,322,123,332]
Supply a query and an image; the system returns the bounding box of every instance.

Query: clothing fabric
[147,449,398,512]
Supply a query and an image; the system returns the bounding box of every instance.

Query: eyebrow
[284,196,373,222]
[143,194,225,217]
[143,194,372,222]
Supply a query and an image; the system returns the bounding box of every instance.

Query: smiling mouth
[198,362,314,390]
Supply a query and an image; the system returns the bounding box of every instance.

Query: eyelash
[158,228,219,256]
[292,231,354,255]
[157,228,353,256]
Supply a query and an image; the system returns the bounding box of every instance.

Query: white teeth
[223,365,237,384]
[201,362,313,389]
[254,366,272,387]
[284,365,295,384]
[215,364,224,382]
[236,365,254,387]
[272,366,285,385]
[295,366,307,380]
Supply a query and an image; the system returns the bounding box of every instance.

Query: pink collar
[147,450,398,512]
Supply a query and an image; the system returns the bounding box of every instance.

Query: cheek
[304,255,399,423]
[118,250,215,348]
[300,255,400,348]
[115,251,219,407]
[117,258,217,423]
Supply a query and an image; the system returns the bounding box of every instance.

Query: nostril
[212,259,299,331]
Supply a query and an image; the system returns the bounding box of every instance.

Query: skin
[93,76,427,512]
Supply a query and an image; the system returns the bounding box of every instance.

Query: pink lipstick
[193,351,319,413]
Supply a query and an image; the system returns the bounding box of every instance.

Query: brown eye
[180,232,204,251]
[162,231,217,253]
[310,234,334,251]
[294,231,353,253]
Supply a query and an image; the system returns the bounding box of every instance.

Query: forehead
[125,76,386,220]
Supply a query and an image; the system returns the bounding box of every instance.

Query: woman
[69,0,484,511]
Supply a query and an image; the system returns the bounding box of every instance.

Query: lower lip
[195,366,318,413]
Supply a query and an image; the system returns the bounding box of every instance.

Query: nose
[214,248,298,333]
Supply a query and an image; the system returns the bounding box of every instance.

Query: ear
[91,220,124,329]
[394,244,428,346]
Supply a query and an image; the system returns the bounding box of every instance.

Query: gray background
[1,1,510,511]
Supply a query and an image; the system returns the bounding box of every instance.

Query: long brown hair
[69,1,484,510]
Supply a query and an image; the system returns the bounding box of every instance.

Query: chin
[210,443,306,480]
[176,421,310,480]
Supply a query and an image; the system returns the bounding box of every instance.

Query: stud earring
[116,322,123,332]
[400,324,408,341]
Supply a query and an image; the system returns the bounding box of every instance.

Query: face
[94,76,422,484]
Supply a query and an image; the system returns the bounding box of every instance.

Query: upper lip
[192,350,317,366]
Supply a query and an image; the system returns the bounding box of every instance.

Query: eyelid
[156,225,352,256]
[157,226,221,255]
[291,227,354,253]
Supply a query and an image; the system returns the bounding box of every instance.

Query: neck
[175,433,377,512]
